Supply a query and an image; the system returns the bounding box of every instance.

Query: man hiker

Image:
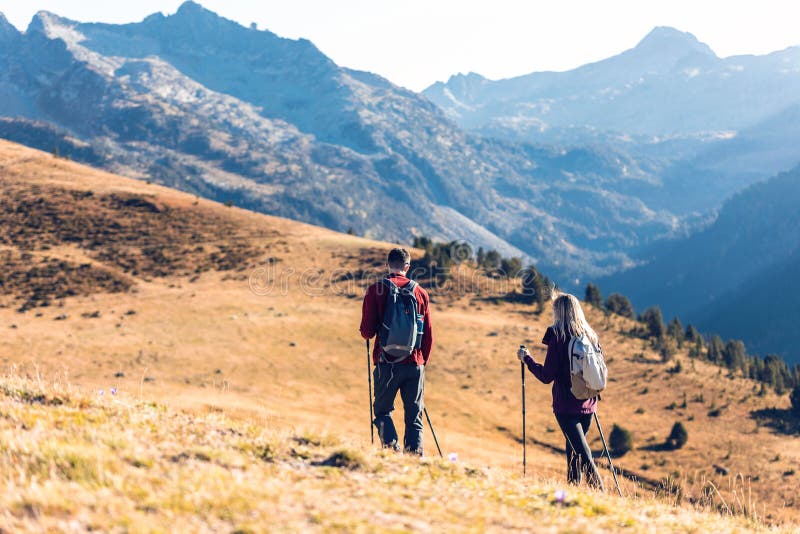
[360,248,434,455]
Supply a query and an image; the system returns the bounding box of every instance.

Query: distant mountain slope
[424,27,800,215]
[425,27,800,140]
[692,247,800,359]
[0,3,689,280]
[599,165,800,363]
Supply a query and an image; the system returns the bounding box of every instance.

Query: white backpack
[567,334,608,399]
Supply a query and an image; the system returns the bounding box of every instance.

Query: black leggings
[555,413,605,491]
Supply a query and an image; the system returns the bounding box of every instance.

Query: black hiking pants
[372,362,424,454]
[555,413,605,491]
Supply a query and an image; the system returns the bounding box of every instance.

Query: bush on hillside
[521,266,549,311]
[666,422,689,450]
[584,283,603,308]
[791,386,800,416]
[667,317,684,346]
[609,424,633,457]
[723,340,747,372]
[639,306,666,339]
[605,293,634,319]
[706,335,725,363]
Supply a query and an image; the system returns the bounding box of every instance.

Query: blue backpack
[378,278,424,363]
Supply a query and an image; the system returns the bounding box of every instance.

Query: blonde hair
[551,291,599,345]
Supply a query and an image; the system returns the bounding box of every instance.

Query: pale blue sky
[1,0,798,91]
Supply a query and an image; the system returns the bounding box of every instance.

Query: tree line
[405,237,800,413]
[585,282,800,407]
[410,237,551,310]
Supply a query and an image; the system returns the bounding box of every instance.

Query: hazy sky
[1,1,799,91]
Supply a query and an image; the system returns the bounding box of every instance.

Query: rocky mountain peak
[26,10,78,36]
[633,26,716,58]
[172,1,224,24]
[0,12,19,41]
[446,71,488,84]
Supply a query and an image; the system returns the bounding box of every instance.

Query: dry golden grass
[0,372,784,533]
[0,139,798,530]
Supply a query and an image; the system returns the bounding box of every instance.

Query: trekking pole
[424,407,443,457]
[367,340,374,444]
[520,347,527,476]
[593,412,623,496]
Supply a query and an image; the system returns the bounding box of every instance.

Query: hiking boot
[405,446,423,457]
[383,440,401,453]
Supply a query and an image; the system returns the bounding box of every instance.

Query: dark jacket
[360,273,433,365]
[524,326,598,415]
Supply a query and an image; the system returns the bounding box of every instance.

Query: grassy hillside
[0,372,777,532]
[0,139,798,530]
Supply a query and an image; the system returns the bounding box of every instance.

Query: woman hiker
[518,292,605,491]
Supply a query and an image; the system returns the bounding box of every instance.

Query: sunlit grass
[0,371,784,532]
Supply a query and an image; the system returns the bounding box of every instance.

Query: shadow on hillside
[494,425,664,491]
[750,408,800,435]
[638,442,673,452]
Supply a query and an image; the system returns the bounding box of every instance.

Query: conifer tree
[666,422,688,450]
[609,424,633,457]
[521,266,547,312]
[667,317,684,347]
[685,324,700,343]
[640,306,666,339]
[707,335,724,363]
[584,283,603,308]
[605,293,635,319]
[790,386,800,415]
[722,340,747,372]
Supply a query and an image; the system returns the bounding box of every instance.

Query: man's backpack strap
[382,277,398,292]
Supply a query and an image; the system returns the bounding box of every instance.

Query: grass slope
[0,373,778,533]
[0,139,798,530]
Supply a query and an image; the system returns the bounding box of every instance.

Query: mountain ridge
[423,25,800,230]
[0,3,689,280]
[599,164,800,363]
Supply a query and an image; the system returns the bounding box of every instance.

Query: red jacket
[360,273,433,365]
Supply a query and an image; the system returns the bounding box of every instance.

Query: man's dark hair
[387,248,411,270]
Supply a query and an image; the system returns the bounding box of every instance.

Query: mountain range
[0,2,692,275]
[0,3,691,280]
[1,3,799,362]
[424,27,800,215]
[599,164,800,364]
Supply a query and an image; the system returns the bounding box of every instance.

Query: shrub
[685,324,701,343]
[584,283,603,308]
[521,266,548,310]
[666,422,688,450]
[609,424,633,457]
[639,306,666,339]
[655,337,676,362]
[722,340,747,371]
[605,293,634,319]
[667,317,684,346]
[791,386,800,416]
[707,335,725,363]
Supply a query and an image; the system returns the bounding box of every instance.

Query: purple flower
[554,489,567,503]
[98,390,105,396]
[448,452,458,462]
[110,387,118,396]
